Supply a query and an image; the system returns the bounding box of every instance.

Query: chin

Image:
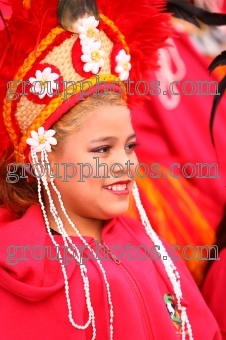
[102,202,129,219]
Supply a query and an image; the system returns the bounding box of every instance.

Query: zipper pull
[101,242,121,264]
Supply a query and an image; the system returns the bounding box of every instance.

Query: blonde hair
[0,92,127,216]
[52,92,127,153]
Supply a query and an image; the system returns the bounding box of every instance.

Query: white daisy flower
[29,67,59,99]
[77,16,99,45]
[115,49,131,81]
[26,127,57,152]
[81,41,105,74]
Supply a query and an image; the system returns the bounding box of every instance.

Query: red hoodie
[0,204,222,340]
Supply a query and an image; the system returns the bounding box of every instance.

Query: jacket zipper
[99,242,154,340]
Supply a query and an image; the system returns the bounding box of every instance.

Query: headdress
[0,0,170,162]
[0,0,193,339]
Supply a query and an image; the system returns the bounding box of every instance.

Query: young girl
[0,0,222,339]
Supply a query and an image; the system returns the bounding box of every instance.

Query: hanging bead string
[132,181,193,340]
[43,150,114,340]
[31,148,114,340]
[31,149,96,338]
[40,150,97,334]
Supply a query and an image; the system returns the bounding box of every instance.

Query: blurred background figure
[197,3,226,338]
[129,0,226,285]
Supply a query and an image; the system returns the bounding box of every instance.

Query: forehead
[83,105,133,134]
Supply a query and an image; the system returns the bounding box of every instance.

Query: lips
[104,184,127,191]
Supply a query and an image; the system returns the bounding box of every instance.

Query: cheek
[76,163,95,183]
[130,153,139,176]
[53,178,103,214]
[56,174,103,197]
[50,162,95,184]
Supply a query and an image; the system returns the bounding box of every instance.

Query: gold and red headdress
[0,0,171,162]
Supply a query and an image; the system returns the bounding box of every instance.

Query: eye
[91,145,112,153]
[125,142,140,152]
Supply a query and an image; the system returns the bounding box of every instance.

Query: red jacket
[202,248,226,340]
[0,204,222,339]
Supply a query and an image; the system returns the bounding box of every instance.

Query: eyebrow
[90,133,136,143]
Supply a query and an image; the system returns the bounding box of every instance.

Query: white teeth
[105,184,127,191]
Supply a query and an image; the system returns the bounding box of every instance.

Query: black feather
[0,9,10,41]
[58,0,99,33]
[166,0,226,26]
[210,75,226,145]
[208,51,226,73]
[166,3,200,27]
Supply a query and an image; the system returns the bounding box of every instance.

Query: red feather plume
[0,0,59,158]
[96,0,171,79]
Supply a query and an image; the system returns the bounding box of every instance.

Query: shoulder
[0,204,42,228]
[0,207,17,226]
[0,204,46,246]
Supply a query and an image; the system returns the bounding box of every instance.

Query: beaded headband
[0,0,171,163]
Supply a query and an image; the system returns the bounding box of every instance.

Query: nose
[110,150,135,177]
[111,163,127,176]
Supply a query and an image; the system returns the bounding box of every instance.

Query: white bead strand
[132,181,193,340]
[43,150,114,340]
[39,150,96,335]
[31,149,96,338]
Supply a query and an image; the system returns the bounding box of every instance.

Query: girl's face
[49,105,138,220]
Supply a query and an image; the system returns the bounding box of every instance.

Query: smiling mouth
[103,184,127,191]
[103,180,131,193]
